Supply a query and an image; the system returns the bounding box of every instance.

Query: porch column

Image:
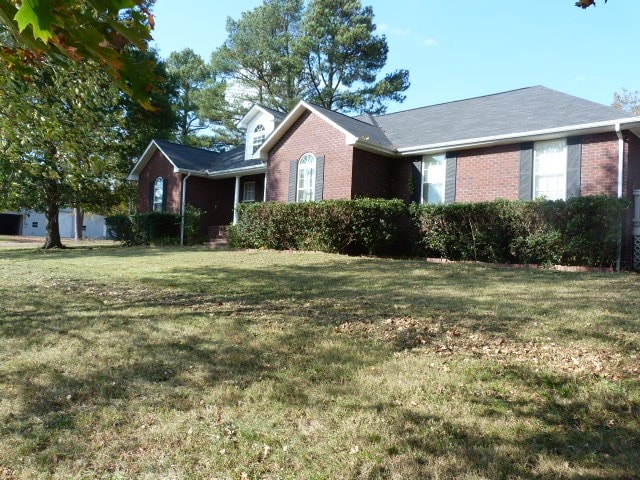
[233,175,241,225]
[633,189,640,271]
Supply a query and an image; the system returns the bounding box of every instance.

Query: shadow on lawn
[2,253,640,477]
[384,363,640,479]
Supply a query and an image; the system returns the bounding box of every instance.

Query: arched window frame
[296,153,316,202]
[152,176,165,212]
[252,124,266,154]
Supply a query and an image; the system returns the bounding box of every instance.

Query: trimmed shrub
[105,211,181,246]
[183,204,206,246]
[229,198,407,255]
[105,214,134,244]
[134,211,181,246]
[411,196,629,267]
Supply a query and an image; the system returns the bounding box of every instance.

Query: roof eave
[397,118,640,156]
[351,139,398,156]
[203,163,267,179]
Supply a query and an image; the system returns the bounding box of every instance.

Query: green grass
[1,245,639,479]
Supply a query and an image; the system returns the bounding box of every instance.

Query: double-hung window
[297,153,316,202]
[533,139,567,200]
[243,181,256,202]
[422,153,446,204]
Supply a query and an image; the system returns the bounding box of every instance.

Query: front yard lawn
[1,247,639,479]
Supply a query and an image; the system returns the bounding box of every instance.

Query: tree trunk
[42,179,64,249]
[74,206,83,240]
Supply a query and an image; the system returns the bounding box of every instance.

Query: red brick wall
[351,149,414,201]
[137,150,183,213]
[581,132,619,197]
[455,144,521,202]
[267,111,354,201]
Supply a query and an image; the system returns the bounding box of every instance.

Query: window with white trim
[534,139,567,200]
[297,153,316,202]
[153,177,164,212]
[422,153,446,204]
[243,181,256,202]
[252,124,266,154]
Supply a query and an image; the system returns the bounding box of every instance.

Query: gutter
[180,172,192,246]
[397,117,640,156]
[202,163,267,179]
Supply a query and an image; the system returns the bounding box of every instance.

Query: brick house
[130,86,640,265]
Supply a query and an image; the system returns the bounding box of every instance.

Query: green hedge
[229,199,407,255]
[105,206,205,246]
[410,196,629,267]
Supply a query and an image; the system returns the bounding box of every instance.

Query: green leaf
[14,0,54,43]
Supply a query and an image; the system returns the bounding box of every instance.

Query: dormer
[237,105,286,161]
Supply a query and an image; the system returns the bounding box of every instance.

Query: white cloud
[423,38,438,47]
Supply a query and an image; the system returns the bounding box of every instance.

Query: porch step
[204,224,230,249]
[203,237,230,249]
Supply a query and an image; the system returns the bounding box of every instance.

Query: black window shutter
[519,142,534,200]
[445,153,457,204]
[161,178,168,212]
[314,156,325,201]
[411,159,422,203]
[566,136,582,199]
[288,159,298,203]
[149,181,154,210]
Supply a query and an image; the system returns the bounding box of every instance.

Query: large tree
[211,0,408,115]
[0,56,131,248]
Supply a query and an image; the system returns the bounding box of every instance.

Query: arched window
[252,124,266,154]
[297,153,316,202]
[153,177,165,212]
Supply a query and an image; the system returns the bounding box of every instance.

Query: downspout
[233,176,241,225]
[263,160,268,202]
[180,172,192,246]
[615,124,624,271]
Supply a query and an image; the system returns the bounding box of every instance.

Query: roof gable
[257,101,395,159]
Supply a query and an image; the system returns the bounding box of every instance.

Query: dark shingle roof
[309,103,395,150]
[153,140,263,174]
[369,86,632,149]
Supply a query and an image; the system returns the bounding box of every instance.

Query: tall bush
[229,199,406,255]
[105,211,181,246]
[411,196,629,267]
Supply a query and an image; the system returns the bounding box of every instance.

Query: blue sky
[150,0,639,113]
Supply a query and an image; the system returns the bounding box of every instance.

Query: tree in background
[212,0,305,113]
[300,0,409,114]
[211,0,409,116]
[576,0,607,8]
[613,88,640,115]
[167,48,227,148]
[119,48,178,153]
